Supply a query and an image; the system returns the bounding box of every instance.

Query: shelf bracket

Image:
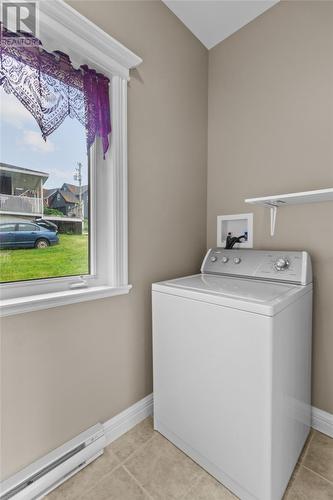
[245,187,333,237]
[269,205,278,237]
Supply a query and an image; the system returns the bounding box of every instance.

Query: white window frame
[0,0,142,317]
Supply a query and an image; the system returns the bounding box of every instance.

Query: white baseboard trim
[102,398,332,444]
[103,393,153,446]
[312,406,333,438]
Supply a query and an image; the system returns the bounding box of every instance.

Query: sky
[0,89,88,189]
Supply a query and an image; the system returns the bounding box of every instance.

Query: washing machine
[152,249,312,500]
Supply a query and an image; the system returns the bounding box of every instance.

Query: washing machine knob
[275,257,289,270]
[210,256,217,262]
[222,256,229,263]
[233,257,241,264]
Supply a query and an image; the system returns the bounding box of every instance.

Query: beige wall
[208,1,333,413]
[2,0,333,482]
[0,1,208,479]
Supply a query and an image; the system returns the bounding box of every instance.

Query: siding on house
[62,183,89,218]
[0,163,48,218]
[48,190,79,217]
[44,184,88,218]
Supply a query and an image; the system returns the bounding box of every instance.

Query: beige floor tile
[111,417,155,463]
[302,431,333,483]
[81,466,150,500]
[284,465,333,500]
[125,432,204,499]
[184,473,237,500]
[45,421,333,500]
[46,447,120,500]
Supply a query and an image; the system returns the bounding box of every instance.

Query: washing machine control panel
[201,249,312,285]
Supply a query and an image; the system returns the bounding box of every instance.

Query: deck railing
[0,194,43,215]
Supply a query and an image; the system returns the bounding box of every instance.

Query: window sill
[0,284,132,317]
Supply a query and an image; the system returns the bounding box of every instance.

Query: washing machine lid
[152,274,312,316]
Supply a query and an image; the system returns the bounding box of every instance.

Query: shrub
[44,208,64,216]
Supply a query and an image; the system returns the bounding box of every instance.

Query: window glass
[18,224,39,231]
[0,224,16,232]
[0,81,90,283]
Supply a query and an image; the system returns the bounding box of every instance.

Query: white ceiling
[162,0,279,49]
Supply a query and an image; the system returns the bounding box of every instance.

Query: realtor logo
[2,1,38,36]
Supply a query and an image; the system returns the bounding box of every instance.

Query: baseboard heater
[0,424,105,500]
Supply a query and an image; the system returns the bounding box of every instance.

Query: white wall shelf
[245,188,333,207]
[245,188,333,236]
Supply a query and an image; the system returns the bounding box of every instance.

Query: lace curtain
[0,24,111,157]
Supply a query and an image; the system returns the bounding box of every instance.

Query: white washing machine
[152,249,312,500]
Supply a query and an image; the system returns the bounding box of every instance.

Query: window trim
[0,0,142,317]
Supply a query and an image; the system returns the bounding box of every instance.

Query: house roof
[62,183,88,195]
[0,162,49,180]
[43,188,57,199]
[50,189,79,204]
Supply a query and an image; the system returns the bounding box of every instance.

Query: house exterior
[43,188,57,205]
[0,163,85,234]
[46,183,88,219]
[61,183,89,219]
[0,163,49,222]
[47,189,81,217]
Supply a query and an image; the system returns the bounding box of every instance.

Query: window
[0,224,16,232]
[17,224,39,231]
[0,0,142,316]
[0,90,91,284]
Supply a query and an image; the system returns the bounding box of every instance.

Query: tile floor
[46,418,333,500]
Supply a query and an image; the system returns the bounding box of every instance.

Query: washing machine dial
[233,257,241,264]
[210,256,217,262]
[221,256,229,263]
[274,257,289,271]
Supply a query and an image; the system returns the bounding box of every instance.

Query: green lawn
[0,234,89,283]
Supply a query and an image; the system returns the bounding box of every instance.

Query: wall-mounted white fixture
[217,213,253,248]
[245,188,333,236]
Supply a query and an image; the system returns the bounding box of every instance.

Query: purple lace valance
[0,24,111,157]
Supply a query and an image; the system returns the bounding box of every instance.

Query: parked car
[0,222,59,249]
[34,217,58,232]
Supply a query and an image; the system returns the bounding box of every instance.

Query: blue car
[0,222,59,249]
